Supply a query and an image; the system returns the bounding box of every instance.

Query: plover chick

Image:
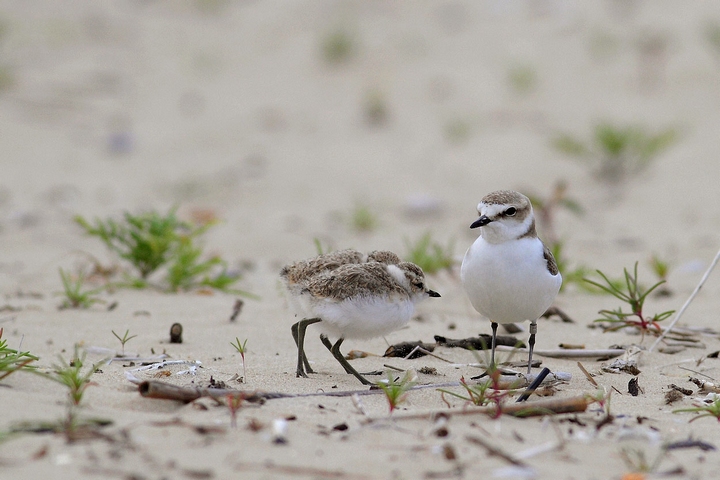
[460,190,562,374]
[284,259,440,385]
[281,249,401,376]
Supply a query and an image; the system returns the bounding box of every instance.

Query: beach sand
[2,2,720,478]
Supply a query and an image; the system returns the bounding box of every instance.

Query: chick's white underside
[300,293,416,340]
[461,236,561,324]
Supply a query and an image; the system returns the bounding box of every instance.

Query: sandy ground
[2,1,720,479]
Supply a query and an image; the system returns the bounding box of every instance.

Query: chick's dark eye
[413,282,424,289]
[505,207,517,216]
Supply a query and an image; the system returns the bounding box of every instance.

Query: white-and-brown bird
[460,190,562,374]
[282,251,439,384]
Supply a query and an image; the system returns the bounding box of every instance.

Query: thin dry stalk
[650,248,720,352]
[465,435,528,467]
[577,362,598,387]
[366,395,591,422]
[403,346,452,363]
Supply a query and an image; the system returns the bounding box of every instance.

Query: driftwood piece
[138,379,468,403]
[371,395,591,422]
[435,334,525,350]
[466,435,528,467]
[542,305,575,323]
[383,341,436,358]
[499,346,625,359]
[139,381,267,404]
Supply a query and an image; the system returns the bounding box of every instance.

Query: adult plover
[282,252,439,385]
[460,190,562,374]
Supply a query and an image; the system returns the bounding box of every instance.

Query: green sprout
[45,345,104,407]
[225,393,247,428]
[527,181,583,246]
[111,329,137,356]
[673,396,720,422]
[57,268,104,309]
[550,241,596,293]
[507,64,538,95]
[619,447,665,475]
[230,337,248,381]
[404,232,454,274]
[438,369,517,419]
[36,345,109,440]
[376,370,417,414]
[363,89,389,126]
[350,204,379,233]
[313,238,333,256]
[444,117,472,144]
[321,29,355,64]
[584,262,674,336]
[0,328,38,381]
[649,254,672,297]
[165,237,238,293]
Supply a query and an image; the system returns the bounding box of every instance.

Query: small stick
[577,362,598,387]
[368,395,591,422]
[137,379,464,402]
[678,366,715,380]
[650,248,720,352]
[516,367,551,402]
[229,299,244,322]
[662,340,706,349]
[139,381,265,403]
[466,434,528,467]
[403,346,452,363]
[383,364,405,372]
[527,348,625,359]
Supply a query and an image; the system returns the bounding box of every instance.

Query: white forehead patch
[386,264,407,285]
[479,203,508,218]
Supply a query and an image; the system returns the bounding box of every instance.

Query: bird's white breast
[311,294,416,340]
[461,236,561,324]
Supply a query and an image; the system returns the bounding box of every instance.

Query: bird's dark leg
[527,320,537,375]
[293,318,321,378]
[291,321,308,370]
[329,338,373,386]
[320,334,353,374]
[490,321,499,369]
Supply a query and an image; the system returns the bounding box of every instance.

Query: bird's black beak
[427,290,441,298]
[470,215,492,229]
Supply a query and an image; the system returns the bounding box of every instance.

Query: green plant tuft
[673,396,720,423]
[44,345,104,407]
[75,208,250,294]
[0,328,38,381]
[376,370,417,414]
[349,204,378,233]
[552,123,678,182]
[404,232,454,274]
[57,268,104,309]
[584,262,674,336]
[321,29,355,64]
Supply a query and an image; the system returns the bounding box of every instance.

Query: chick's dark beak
[427,290,441,298]
[470,215,492,229]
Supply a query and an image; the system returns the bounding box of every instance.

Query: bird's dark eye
[413,282,424,289]
[505,207,517,216]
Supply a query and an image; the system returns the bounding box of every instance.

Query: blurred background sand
[3,2,720,479]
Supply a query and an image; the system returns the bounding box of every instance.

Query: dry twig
[650,248,720,352]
